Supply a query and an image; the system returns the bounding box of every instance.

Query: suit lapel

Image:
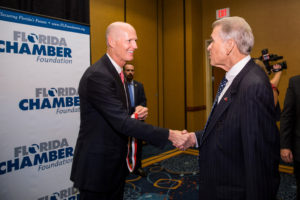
[201,86,233,143]
[133,81,138,106]
[103,54,129,111]
[124,81,131,110]
[201,59,255,145]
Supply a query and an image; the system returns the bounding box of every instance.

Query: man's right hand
[280,148,293,163]
[168,129,196,150]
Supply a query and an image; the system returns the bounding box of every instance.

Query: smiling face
[107,23,138,67]
[207,25,229,70]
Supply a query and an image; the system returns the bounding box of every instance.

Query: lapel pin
[224,97,228,102]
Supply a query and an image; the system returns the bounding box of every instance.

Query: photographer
[255,60,282,109]
[270,64,282,106]
[257,49,286,110]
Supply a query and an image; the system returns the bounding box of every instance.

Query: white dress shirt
[218,55,251,103]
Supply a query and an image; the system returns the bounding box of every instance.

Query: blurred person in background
[280,75,300,199]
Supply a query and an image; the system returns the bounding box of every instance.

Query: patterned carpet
[124,144,297,200]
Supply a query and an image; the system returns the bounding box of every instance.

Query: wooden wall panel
[126,0,159,126]
[162,0,185,130]
[185,0,206,131]
[90,0,124,64]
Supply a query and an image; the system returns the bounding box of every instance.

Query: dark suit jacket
[280,75,300,161]
[195,59,280,200]
[128,80,147,114]
[70,54,169,193]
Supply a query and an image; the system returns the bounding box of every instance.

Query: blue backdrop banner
[0,8,90,200]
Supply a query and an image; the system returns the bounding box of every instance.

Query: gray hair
[212,16,254,55]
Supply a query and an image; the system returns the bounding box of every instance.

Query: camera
[258,48,287,74]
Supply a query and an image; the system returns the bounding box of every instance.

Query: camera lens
[262,49,268,55]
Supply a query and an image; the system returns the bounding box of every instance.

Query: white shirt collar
[106,53,122,74]
[217,55,251,103]
[225,55,251,82]
[128,80,134,85]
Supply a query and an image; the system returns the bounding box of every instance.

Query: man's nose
[207,43,212,51]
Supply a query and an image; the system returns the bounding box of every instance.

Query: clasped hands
[133,106,196,150]
[133,105,148,120]
[169,129,196,151]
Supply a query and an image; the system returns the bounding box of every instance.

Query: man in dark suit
[70,22,192,200]
[280,75,300,199]
[124,63,148,177]
[185,16,280,199]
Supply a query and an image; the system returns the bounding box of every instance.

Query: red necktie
[120,71,137,172]
[120,72,124,84]
[126,114,138,172]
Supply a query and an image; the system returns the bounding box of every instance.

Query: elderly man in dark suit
[70,21,192,200]
[185,16,280,199]
[123,63,148,177]
[280,75,300,199]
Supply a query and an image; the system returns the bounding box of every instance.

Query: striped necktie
[203,77,228,134]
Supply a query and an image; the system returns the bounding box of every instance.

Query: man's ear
[107,37,115,48]
[226,39,235,55]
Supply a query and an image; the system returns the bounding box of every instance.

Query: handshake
[134,106,197,150]
[168,130,196,151]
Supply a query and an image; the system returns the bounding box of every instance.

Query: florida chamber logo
[0,30,72,64]
[0,138,73,176]
[19,87,80,114]
[38,187,80,200]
